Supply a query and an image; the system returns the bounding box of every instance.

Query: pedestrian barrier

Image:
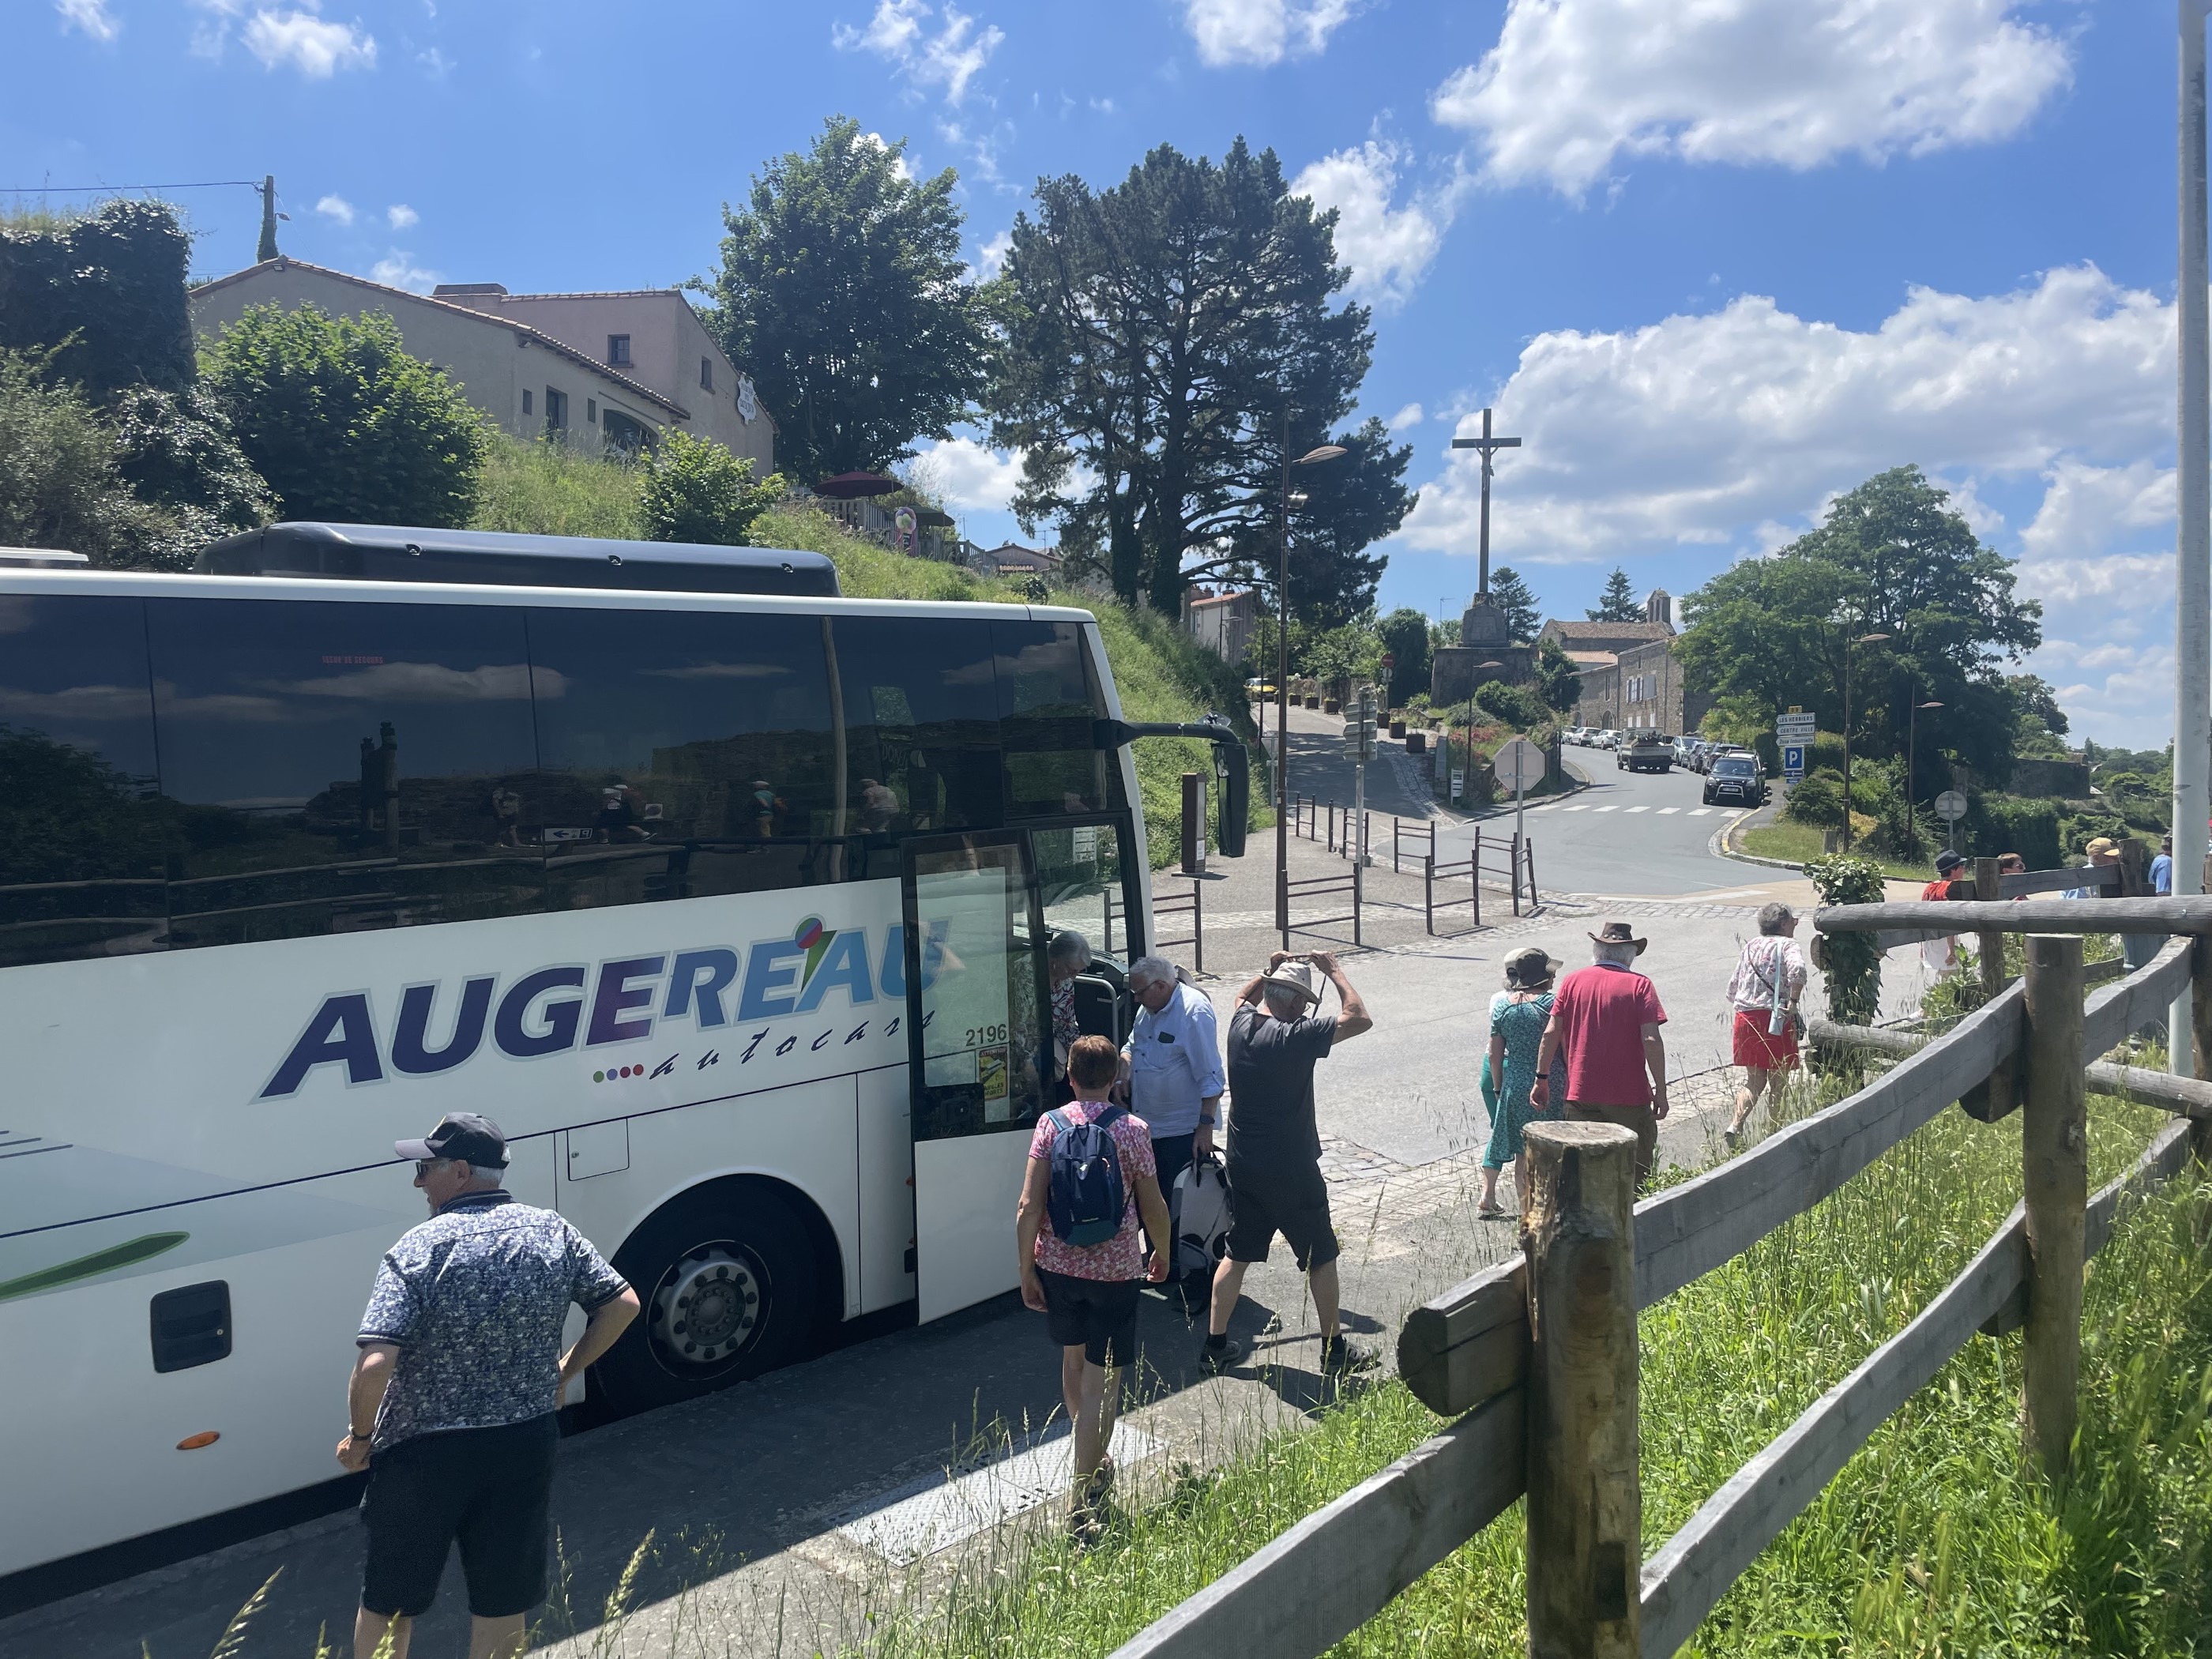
[1107,889,2212,1659]
[1104,881,1205,975]
[1421,832,1537,931]
[1279,867,1360,947]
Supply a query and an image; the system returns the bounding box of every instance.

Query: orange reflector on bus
[175,1431,220,1450]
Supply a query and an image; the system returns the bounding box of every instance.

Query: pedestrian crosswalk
[1537,801,1714,816]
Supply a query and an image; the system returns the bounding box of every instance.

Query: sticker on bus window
[543,827,593,844]
[1072,825,1098,864]
[979,1044,1009,1112]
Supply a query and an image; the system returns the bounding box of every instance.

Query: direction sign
[1933,789,1968,822]
[1493,736,1546,790]
[1776,713,1816,741]
[1450,769,1465,799]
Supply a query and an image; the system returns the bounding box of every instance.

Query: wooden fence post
[2020,932,2086,1484]
[1523,1120,1642,1659]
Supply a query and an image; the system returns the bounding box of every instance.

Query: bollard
[1424,854,1435,935]
[2020,933,2086,1483]
[1472,830,1482,928]
[1523,1121,1642,1658]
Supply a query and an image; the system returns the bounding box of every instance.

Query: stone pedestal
[1430,592,1534,706]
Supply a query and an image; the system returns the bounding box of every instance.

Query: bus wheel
[593,1184,821,1413]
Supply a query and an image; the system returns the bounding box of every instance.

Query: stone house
[1539,593,1677,730]
[189,260,776,472]
[1615,635,1714,735]
[1183,586,1257,664]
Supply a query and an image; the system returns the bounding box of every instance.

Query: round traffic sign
[1494,735,1546,789]
[1933,789,1967,822]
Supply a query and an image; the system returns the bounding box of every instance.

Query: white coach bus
[0,524,1243,1584]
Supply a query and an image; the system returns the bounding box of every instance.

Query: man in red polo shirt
[1529,920,1668,1186]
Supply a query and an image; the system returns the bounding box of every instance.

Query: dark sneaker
[1199,1336,1246,1374]
[1319,1335,1377,1375]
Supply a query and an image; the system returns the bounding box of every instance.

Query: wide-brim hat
[1934,850,1965,873]
[1589,921,1647,955]
[1504,946,1561,988]
[2083,837,2120,857]
[1260,959,1324,1004]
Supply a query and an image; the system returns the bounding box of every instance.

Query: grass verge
[818,1081,2211,1657]
[1740,818,1939,882]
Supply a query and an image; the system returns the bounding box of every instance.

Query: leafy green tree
[637,430,782,545]
[110,382,273,548]
[1489,566,1541,641]
[1431,617,1461,648]
[1,199,196,401]
[1675,467,2041,787]
[201,302,488,527]
[0,350,168,566]
[1377,607,1431,706]
[988,138,1413,616]
[1587,566,1640,621]
[1536,634,1582,713]
[703,117,989,483]
[1474,678,1548,731]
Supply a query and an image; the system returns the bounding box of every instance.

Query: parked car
[1702,753,1768,807]
[1620,732,1676,773]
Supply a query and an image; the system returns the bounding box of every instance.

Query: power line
[0,180,263,194]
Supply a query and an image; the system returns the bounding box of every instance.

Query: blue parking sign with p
[1783,743,1807,777]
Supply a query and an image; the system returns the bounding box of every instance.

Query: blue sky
[4,0,2184,744]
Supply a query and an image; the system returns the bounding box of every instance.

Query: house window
[700,356,713,392]
[608,334,631,367]
[545,386,568,434]
[587,398,597,423]
[521,389,532,416]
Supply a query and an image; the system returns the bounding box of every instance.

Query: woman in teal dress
[1477,946,1563,1220]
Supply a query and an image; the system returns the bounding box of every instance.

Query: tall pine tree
[1587,566,1641,621]
[1488,566,1541,641]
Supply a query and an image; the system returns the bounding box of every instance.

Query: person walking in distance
[1204,951,1375,1375]
[1722,904,1808,1149]
[1119,955,1224,1211]
[1477,946,1564,1221]
[340,1114,639,1659]
[1531,923,1668,1187]
[1016,1035,1172,1538]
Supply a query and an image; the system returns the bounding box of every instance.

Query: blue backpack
[1045,1104,1130,1247]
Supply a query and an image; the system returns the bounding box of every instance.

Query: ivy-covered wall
[0,200,196,400]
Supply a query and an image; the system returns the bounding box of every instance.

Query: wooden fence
[1108,893,2212,1659]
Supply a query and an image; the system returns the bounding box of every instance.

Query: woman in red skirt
[1723,902,1808,1148]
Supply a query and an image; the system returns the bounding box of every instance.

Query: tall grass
[469,434,645,540]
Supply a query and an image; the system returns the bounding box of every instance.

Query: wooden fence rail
[1112,893,2212,1659]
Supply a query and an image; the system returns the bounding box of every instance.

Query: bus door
[903,833,1053,1322]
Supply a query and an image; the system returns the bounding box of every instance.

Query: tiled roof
[190,259,690,419]
[1540,619,1673,641]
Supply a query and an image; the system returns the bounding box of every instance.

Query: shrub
[1964,792,2063,871]
[0,349,168,566]
[1473,678,1548,731]
[1805,853,1887,1027]
[108,382,273,566]
[2059,805,2134,860]
[637,429,782,545]
[0,199,195,400]
[1783,767,1845,827]
[201,302,489,526]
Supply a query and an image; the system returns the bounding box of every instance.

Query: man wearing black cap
[338,1114,638,1659]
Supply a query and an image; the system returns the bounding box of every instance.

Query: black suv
[1702,754,1767,807]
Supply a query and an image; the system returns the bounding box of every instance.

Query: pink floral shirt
[1027,1100,1157,1281]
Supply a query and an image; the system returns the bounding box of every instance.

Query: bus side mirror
[1213,742,1248,859]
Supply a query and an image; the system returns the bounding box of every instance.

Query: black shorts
[1224,1162,1340,1270]
[360,1413,559,1620]
[1037,1269,1141,1368]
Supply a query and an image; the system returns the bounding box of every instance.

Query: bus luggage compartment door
[903,833,1051,1323]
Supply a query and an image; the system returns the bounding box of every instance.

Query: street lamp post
[1910,698,1943,857]
[1840,629,1890,853]
[1276,435,1347,946]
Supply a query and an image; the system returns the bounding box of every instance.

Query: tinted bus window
[0,594,167,967]
[528,607,839,908]
[992,621,1111,818]
[147,599,544,947]
[830,615,1004,836]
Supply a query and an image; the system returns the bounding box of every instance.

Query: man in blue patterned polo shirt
[337,1113,638,1659]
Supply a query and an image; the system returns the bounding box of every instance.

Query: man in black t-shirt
[1203,950,1375,1375]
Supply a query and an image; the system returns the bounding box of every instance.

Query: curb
[1710,807,1804,872]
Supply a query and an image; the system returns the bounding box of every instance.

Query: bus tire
[592,1182,822,1414]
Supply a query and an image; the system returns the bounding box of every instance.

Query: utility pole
[254,175,280,263]
[2176,0,2211,1076]
[1451,408,1521,600]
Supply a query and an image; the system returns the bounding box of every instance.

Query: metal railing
[1108,881,2212,1659]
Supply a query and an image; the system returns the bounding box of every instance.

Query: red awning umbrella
[815,471,902,498]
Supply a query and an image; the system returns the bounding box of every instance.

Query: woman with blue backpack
[1015,1033,1172,1540]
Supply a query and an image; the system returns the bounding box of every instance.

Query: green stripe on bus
[0,1232,190,1302]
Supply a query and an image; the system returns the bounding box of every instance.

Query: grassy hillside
[465,447,1261,868]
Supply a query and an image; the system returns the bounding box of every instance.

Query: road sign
[1450,769,1465,799]
[1933,789,1968,822]
[1493,736,1545,790]
[1776,712,1816,742]
[1782,743,1808,777]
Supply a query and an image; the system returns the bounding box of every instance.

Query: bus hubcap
[650,1246,762,1370]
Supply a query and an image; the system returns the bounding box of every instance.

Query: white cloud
[1182,0,1358,68]
[241,5,376,77]
[314,194,355,225]
[386,202,418,229]
[55,0,120,42]
[907,437,1024,514]
[1289,141,1463,307]
[1433,0,2073,198]
[976,228,1013,278]
[1389,402,1424,430]
[833,0,1003,104]
[416,44,452,74]
[2019,458,2173,563]
[371,250,439,292]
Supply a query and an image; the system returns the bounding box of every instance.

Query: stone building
[1615,634,1713,735]
[1429,592,1536,705]
[1540,591,1677,730]
[1183,586,1257,664]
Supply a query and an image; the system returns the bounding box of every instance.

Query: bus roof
[0,564,1097,626]
[197,521,841,598]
